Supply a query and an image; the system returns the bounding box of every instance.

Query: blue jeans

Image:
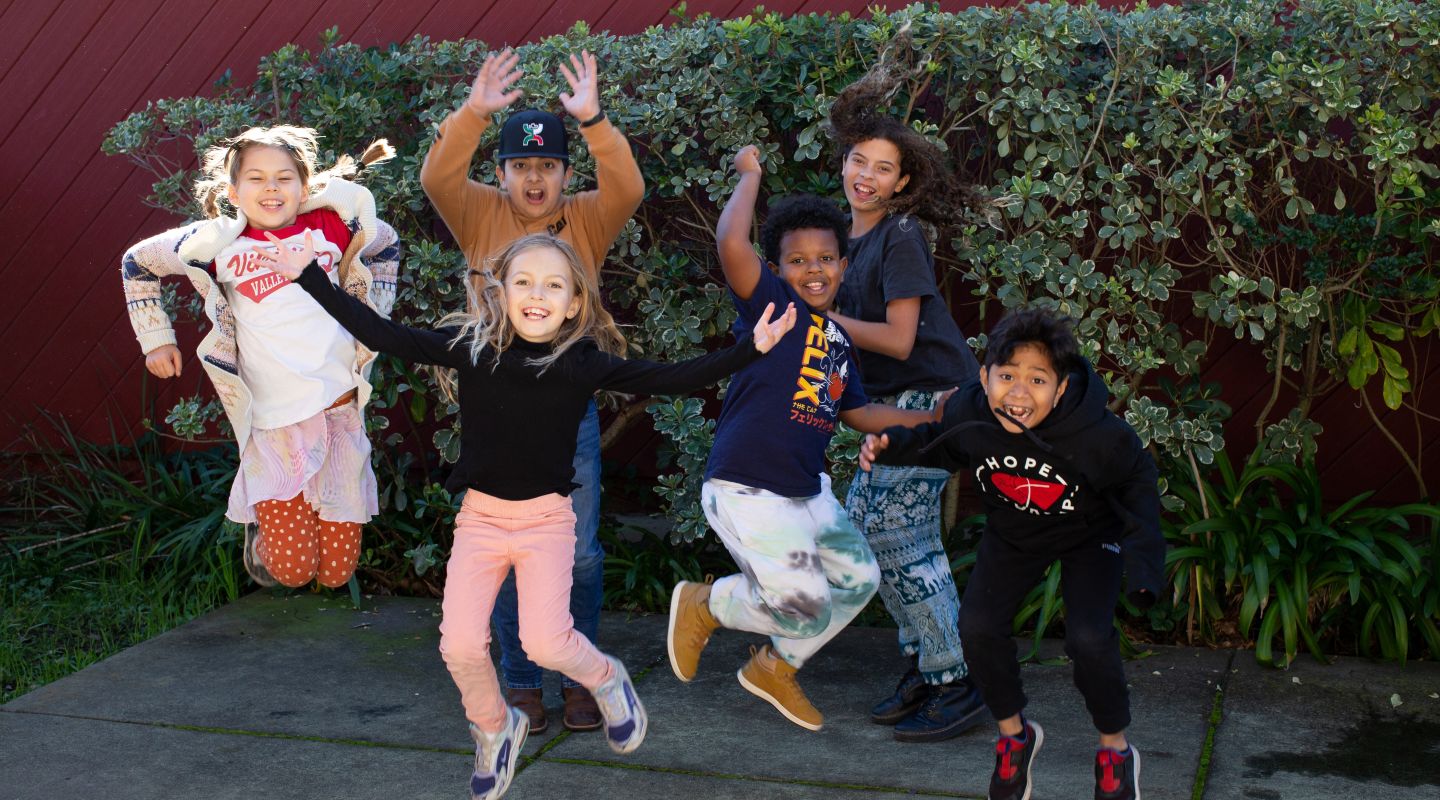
[491,399,604,690]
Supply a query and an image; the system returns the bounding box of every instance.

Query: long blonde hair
[434,234,626,403]
[193,125,394,218]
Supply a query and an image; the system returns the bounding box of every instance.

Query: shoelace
[995,735,1024,781]
[1096,748,1125,793]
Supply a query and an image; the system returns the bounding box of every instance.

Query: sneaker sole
[892,702,989,743]
[736,667,822,732]
[666,582,693,683]
[1132,746,1142,800]
[1019,722,1044,800]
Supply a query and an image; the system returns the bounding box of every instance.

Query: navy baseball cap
[496,109,569,162]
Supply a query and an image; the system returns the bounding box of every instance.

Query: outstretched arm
[715,145,765,300]
[828,298,922,360]
[838,402,942,435]
[420,50,523,238]
[254,232,464,368]
[595,302,796,395]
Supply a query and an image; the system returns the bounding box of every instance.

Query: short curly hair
[985,308,1083,377]
[759,194,850,265]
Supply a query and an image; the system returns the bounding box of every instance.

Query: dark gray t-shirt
[838,214,979,397]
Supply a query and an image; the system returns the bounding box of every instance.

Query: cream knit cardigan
[121,178,400,451]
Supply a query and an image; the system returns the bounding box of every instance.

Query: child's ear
[565,294,582,320]
[895,173,911,194]
[564,165,575,186]
[766,260,781,276]
[835,255,849,281]
[226,184,239,207]
[1054,375,1070,406]
[494,162,506,184]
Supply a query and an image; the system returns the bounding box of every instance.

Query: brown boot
[667,581,719,682]
[737,644,822,731]
[505,687,547,735]
[562,686,603,732]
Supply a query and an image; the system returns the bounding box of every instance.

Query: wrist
[579,108,606,128]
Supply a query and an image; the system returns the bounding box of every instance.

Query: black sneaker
[1095,745,1140,800]
[989,719,1043,800]
[870,659,926,724]
[893,677,988,743]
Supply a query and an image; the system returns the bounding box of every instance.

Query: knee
[517,628,572,668]
[958,605,1005,645]
[274,570,316,589]
[775,592,833,639]
[1064,622,1117,661]
[851,558,882,599]
[439,628,491,667]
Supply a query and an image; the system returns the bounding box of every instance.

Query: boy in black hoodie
[860,308,1162,800]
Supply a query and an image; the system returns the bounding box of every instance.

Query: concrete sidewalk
[3,591,1437,799]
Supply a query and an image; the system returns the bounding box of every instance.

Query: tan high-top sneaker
[667,581,719,682]
[737,644,823,730]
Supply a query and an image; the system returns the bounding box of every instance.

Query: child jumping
[666,145,945,731]
[824,47,989,743]
[257,232,796,800]
[860,308,1163,800]
[421,47,644,733]
[121,125,398,590]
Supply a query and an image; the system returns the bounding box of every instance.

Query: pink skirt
[226,402,379,525]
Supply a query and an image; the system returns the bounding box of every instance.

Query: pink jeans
[438,489,615,732]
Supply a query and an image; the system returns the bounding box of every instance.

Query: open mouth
[524,188,546,205]
[1002,404,1033,422]
[521,307,549,321]
[800,279,829,297]
[258,199,285,211]
[851,182,877,202]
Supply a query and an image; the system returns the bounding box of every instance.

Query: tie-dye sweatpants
[702,473,880,669]
[845,389,969,685]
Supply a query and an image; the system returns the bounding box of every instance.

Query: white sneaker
[468,706,529,800]
[592,656,647,754]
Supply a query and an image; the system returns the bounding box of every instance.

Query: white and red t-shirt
[213,209,358,430]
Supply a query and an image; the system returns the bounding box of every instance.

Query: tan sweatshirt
[420,104,644,284]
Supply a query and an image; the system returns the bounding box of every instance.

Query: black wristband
[579,109,606,128]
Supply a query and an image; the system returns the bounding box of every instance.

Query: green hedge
[104,1,1439,657]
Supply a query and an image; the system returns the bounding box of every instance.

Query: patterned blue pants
[846,389,968,685]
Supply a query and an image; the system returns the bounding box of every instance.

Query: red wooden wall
[1,0,1432,501]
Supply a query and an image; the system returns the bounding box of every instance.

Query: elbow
[889,341,915,361]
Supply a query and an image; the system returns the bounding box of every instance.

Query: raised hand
[858,433,890,472]
[752,301,798,353]
[251,231,316,281]
[144,344,183,379]
[557,50,600,121]
[466,49,524,117]
[734,144,762,176]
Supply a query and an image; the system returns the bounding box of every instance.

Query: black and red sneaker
[988,719,1044,800]
[1095,745,1141,800]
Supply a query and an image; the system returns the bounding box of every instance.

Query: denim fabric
[492,399,604,690]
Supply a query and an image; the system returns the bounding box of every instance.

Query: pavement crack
[1191,649,1237,800]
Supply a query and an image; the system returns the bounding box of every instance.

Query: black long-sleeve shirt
[295,263,760,500]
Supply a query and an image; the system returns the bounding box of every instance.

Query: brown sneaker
[737,644,822,731]
[667,581,718,682]
[505,687,547,735]
[562,686,603,732]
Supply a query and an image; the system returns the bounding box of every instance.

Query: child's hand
[252,231,315,280]
[734,145,762,176]
[558,50,600,121]
[858,433,890,472]
[932,387,957,422]
[467,49,524,117]
[144,344,183,379]
[752,301,797,354]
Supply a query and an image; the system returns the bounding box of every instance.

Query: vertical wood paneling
[1,0,1429,501]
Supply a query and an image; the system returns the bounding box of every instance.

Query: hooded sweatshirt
[875,358,1165,602]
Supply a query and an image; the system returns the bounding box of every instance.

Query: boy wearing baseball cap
[420,49,644,736]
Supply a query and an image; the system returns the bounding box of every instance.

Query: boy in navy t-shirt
[666,145,946,730]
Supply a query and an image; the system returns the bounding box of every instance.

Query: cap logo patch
[522,122,544,147]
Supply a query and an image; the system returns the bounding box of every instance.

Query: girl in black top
[255,232,794,800]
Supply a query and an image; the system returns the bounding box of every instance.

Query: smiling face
[981,343,1070,433]
[842,137,910,215]
[502,246,582,343]
[770,228,847,311]
[497,157,572,222]
[227,145,306,230]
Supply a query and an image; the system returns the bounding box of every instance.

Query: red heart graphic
[990,472,1066,511]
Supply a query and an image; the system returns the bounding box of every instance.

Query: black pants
[957,531,1130,734]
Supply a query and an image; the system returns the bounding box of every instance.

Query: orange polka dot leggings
[253,494,362,589]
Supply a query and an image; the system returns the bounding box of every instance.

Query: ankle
[998,715,1025,739]
[1099,731,1129,752]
